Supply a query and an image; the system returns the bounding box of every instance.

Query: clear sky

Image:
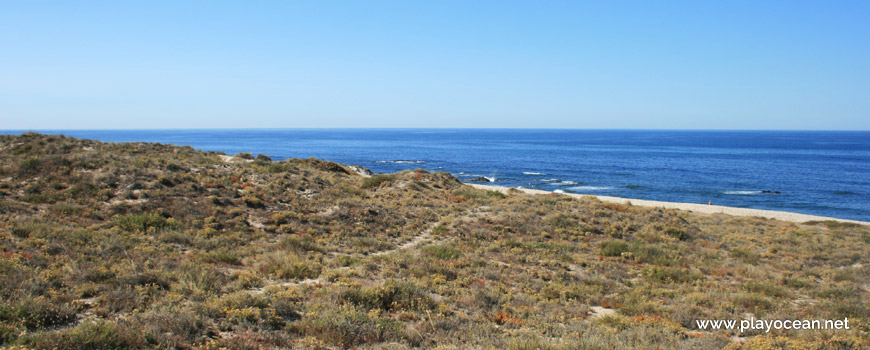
[1,1,868,130]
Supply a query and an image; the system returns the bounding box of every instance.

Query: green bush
[0,322,18,345]
[24,320,143,350]
[10,222,48,238]
[423,244,461,260]
[340,280,433,312]
[0,297,77,330]
[115,213,174,233]
[268,162,297,173]
[235,152,254,160]
[664,227,689,240]
[256,253,320,280]
[643,266,700,283]
[600,240,630,257]
[730,247,759,265]
[16,157,42,175]
[294,304,407,348]
[486,190,507,199]
[243,195,265,208]
[199,250,242,265]
[361,174,396,189]
[743,281,791,298]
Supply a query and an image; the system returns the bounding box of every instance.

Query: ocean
[4,129,868,221]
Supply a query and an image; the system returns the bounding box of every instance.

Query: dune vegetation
[0,133,867,349]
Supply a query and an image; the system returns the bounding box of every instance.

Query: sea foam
[723,190,762,195]
[375,160,426,164]
[568,186,613,191]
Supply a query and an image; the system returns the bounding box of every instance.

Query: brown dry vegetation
[0,132,867,349]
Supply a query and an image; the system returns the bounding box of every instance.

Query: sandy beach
[468,183,868,225]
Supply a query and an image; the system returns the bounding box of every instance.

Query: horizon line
[2,127,868,132]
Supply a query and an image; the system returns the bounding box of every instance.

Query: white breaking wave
[724,190,762,195]
[568,186,613,191]
[553,189,565,194]
[539,178,559,182]
[375,160,426,164]
[523,172,544,175]
[553,181,579,186]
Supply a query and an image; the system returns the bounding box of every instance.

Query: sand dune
[468,183,868,225]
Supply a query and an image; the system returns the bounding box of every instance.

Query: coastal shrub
[361,174,396,189]
[293,304,407,348]
[0,297,77,330]
[547,213,578,229]
[24,320,144,350]
[133,310,207,347]
[21,193,53,203]
[98,286,149,313]
[119,271,172,290]
[235,152,254,160]
[67,182,99,198]
[243,195,265,208]
[664,227,689,240]
[743,281,791,298]
[629,243,672,266]
[643,266,700,283]
[730,247,759,265]
[11,222,48,239]
[805,220,861,230]
[256,252,320,280]
[782,277,809,289]
[451,188,484,201]
[2,133,868,349]
[174,264,229,298]
[255,154,272,162]
[278,235,325,253]
[732,292,773,313]
[600,240,630,257]
[0,323,17,345]
[267,162,297,173]
[486,190,507,199]
[815,285,861,299]
[16,157,42,176]
[115,213,174,233]
[293,157,351,174]
[198,250,242,265]
[340,280,434,312]
[423,244,461,260]
[50,203,82,216]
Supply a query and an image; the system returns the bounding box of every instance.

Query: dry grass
[0,132,866,349]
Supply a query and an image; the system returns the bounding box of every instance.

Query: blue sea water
[4,129,869,222]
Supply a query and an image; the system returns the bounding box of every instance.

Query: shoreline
[467,183,869,225]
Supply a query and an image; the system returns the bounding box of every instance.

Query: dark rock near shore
[469,177,491,183]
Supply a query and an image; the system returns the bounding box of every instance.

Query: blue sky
[1,1,868,130]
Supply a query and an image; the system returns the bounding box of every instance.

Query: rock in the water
[469,176,491,182]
